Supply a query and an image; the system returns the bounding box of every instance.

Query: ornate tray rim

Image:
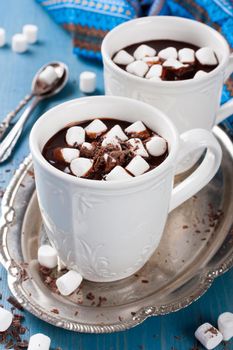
[0,126,233,333]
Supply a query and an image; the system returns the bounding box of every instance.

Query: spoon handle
[0,93,34,141]
[0,96,40,163]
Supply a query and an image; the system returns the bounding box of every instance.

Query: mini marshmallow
[11,33,28,53]
[105,165,132,181]
[163,58,184,69]
[133,44,156,60]
[56,270,83,296]
[66,126,85,146]
[126,155,150,176]
[158,47,177,60]
[85,119,107,138]
[218,312,233,341]
[106,124,128,141]
[81,142,93,151]
[0,307,13,332]
[102,137,122,149]
[126,60,149,78]
[142,56,159,65]
[127,138,149,158]
[178,48,195,63]
[70,157,93,177]
[145,64,163,79]
[194,70,209,79]
[0,28,6,47]
[125,121,147,135]
[79,71,96,93]
[195,323,223,350]
[28,333,51,350]
[150,76,162,82]
[39,66,58,85]
[195,47,218,65]
[22,24,38,44]
[146,136,167,156]
[60,148,80,163]
[104,153,116,163]
[38,245,58,269]
[113,50,134,65]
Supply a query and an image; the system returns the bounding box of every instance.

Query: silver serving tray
[0,126,233,334]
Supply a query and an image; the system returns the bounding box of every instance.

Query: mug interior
[30,96,178,186]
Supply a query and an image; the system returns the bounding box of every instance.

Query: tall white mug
[30,96,222,282]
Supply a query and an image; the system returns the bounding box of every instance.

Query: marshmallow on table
[133,44,156,60]
[28,333,51,350]
[142,56,159,65]
[178,48,195,63]
[38,245,58,269]
[163,58,184,69]
[146,136,167,156]
[194,70,208,79]
[195,47,218,65]
[125,121,147,135]
[126,60,149,78]
[146,64,163,79]
[158,47,177,60]
[70,158,93,177]
[60,148,80,163]
[12,33,28,53]
[66,126,85,146]
[79,71,96,93]
[105,165,132,181]
[85,119,107,139]
[0,307,13,332]
[195,323,223,350]
[126,155,150,176]
[113,50,134,65]
[0,27,6,47]
[106,124,128,141]
[23,24,38,44]
[56,270,83,296]
[39,66,58,85]
[127,138,149,158]
[218,312,233,341]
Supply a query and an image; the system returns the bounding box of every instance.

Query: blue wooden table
[0,1,232,349]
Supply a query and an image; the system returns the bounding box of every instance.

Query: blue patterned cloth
[37,0,233,131]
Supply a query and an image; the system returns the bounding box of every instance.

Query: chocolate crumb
[86,292,95,301]
[96,296,107,307]
[51,308,59,314]
[183,225,189,229]
[7,296,24,311]
[141,279,149,283]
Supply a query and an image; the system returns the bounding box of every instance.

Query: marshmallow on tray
[106,124,128,141]
[178,48,195,63]
[60,148,80,163]
[105,165,132,181]
[23,24,38,44]
[12,33,28,53]
[163,58,184,69]
[127,138,149,158]
[39,66,58,85]
[195,323,223,350]
[28,333,51,350]
[70,157,93,177]
[195,47,218,65]
[126,60,149,78]
[0,307,13,332]
[218,312,233,341]
[194,70,208,79]
[56,270,83,296]
[145,64,162,79]
[0,28,6,47]
[133,44,156,60]
[79,71,96,93]
[146,136,167,157]
[113,50,134,65]
[126,155,150,176]
[38,245,58,269]
[85,119,107,139]
[158,47,177,60]
[66,126,85,146]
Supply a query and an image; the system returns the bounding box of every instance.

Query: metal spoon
[0,61,69,163]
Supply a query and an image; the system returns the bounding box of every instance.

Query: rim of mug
[30,96,179,190]
[101,16,230,88]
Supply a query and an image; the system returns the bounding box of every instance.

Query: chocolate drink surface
[42,118,169,181]
[113,40,218,81]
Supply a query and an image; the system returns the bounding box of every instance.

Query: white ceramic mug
[30,96,222,282]
[102,16,233,171]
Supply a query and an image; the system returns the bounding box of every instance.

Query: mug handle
[216,53,233,124]
[169,129,222,212]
